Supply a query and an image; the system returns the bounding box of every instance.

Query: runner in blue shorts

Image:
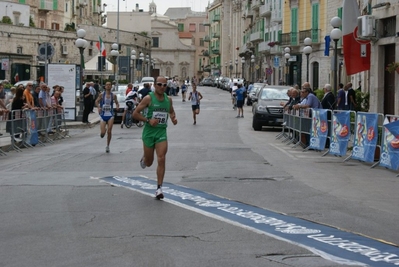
[95,81,119,153]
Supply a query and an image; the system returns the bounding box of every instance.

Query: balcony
[202,50,209,57]
[260,4,271,17]
[204,35,210,42]
[212,32,220,38]
[279,32,298,46]
[212,14,220,22]
[202,20,210,26]
[270,45,280,55]
[39,0,54,11]
[211,48,220,55]
[251,0,263,10]
[258,41,271,53]
[299,29,321,44]
[250,31,263,42]
[245,8,253,18]
[271,10,282,23]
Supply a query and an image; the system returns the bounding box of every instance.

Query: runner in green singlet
[133,76,178,199]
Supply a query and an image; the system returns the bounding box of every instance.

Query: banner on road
[309,109,328,150]
[351,112,378,162]
[329,111,351,156]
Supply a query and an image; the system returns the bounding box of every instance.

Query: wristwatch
[146,118,150,123]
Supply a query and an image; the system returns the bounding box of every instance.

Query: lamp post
[229,60,233,78]
[241,57,245,80]
[131,49,136,84]
[235,58,238,78]
[284,47,291,86]
[146,54,150,77]
[110,43,119,88]
[139,52,144,81]
[330,16,342,98]
[250,55,255,82]
[225,62,227,77]
[303,37,312,82]
[75,28,88,121]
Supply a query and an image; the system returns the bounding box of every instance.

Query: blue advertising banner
[329,111,351,156]
[25,110,38,145]
[379,119,399,170]
[309,109,328,150]
[351,113,378,162]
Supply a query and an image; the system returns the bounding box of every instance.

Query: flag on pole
[96,36,106,57]
[342,0,370,75]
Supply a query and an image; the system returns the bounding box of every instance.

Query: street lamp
[303,37,312,82]
[284,47,291,86]
[235,58,238,78]
[229,60,233,78]
[110,43,119,89]
[330,16,342,98]
[146,54,150,77]
[225,62,227,77]
[241,57,245,80]
[250,55,255,83]
[75,28,88,121]
[139,52,144,81]
[131,49,136,83]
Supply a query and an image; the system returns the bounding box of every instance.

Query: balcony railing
[39,0,54,10]
[212,14,220,22]
[271,10,282,23]
[258,41,271,53]
[279,32,298,46]
[299,29,321,44]
[259,4,272,17]
[204,35,210,42]
[211,48,220,55]
[270,45,280,55]
[250,31,263,42]
[212,32,220,38]
[202,20,210,26]
[251,0,263,10]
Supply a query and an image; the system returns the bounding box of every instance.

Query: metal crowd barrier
[0,108,69,155]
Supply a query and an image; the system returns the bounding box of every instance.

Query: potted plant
[385,62,399,74]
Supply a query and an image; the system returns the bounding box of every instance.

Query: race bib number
[103,104,111,112]
[152,112,168,125]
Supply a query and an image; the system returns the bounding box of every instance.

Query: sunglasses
[156,83,167,87]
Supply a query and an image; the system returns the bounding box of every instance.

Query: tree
[1,16,13,24]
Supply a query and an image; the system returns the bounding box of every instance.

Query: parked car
[220,78,232,91]
[246,83,265,105]
[201,78,214,86]
[113,90,127,124]
[252,85,290,131]
[14,80,36,87]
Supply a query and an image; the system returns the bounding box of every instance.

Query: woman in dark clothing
[7,87,28,137]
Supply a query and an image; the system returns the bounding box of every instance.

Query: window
[200,38,204,47]
[152,37,159,48]
[192,37,195,45]
[51,23,59,30]
[189,23,196,32]
[88,48,92,56]
[40,20,45,29]
[178,23,184,32]
[17,46,22,54]
[199,23,205,32]
[311,3,319,42]
[65,2,68,12]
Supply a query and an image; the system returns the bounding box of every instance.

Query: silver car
[252,85,290,131]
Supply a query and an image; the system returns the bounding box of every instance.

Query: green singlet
[142,92,170,148]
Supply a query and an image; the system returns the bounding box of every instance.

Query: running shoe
[236,115,240,118]
[140,157,146,169]
[105,146,110,153]
[241,115,244,118]
[155,188,164,199]
[121,123,123,128]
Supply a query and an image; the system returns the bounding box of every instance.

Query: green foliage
[29,16,35,27]
[64,22,75,32]
[1,16,13,24]
[140,31,148,36]
[355,90,369,112]
[314,88,324,101]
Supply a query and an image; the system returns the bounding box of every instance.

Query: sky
[104,0,207,15]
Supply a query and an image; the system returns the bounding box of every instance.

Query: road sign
[274,57,280,68]
[266,68,273,75]
[37,42,55,61]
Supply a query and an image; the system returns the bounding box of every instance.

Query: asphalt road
[0,85,398,267]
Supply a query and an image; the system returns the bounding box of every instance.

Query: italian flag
[96,36,106,57]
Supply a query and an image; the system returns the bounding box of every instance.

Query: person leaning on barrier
[287,89,301,111]
[281,88,293,109]
[292,86,321,110]
[321,84,336,110]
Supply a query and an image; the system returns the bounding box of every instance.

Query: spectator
[321,84,336,110]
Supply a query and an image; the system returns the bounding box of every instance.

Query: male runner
[133,76,178,199]
[95,81,119,153]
